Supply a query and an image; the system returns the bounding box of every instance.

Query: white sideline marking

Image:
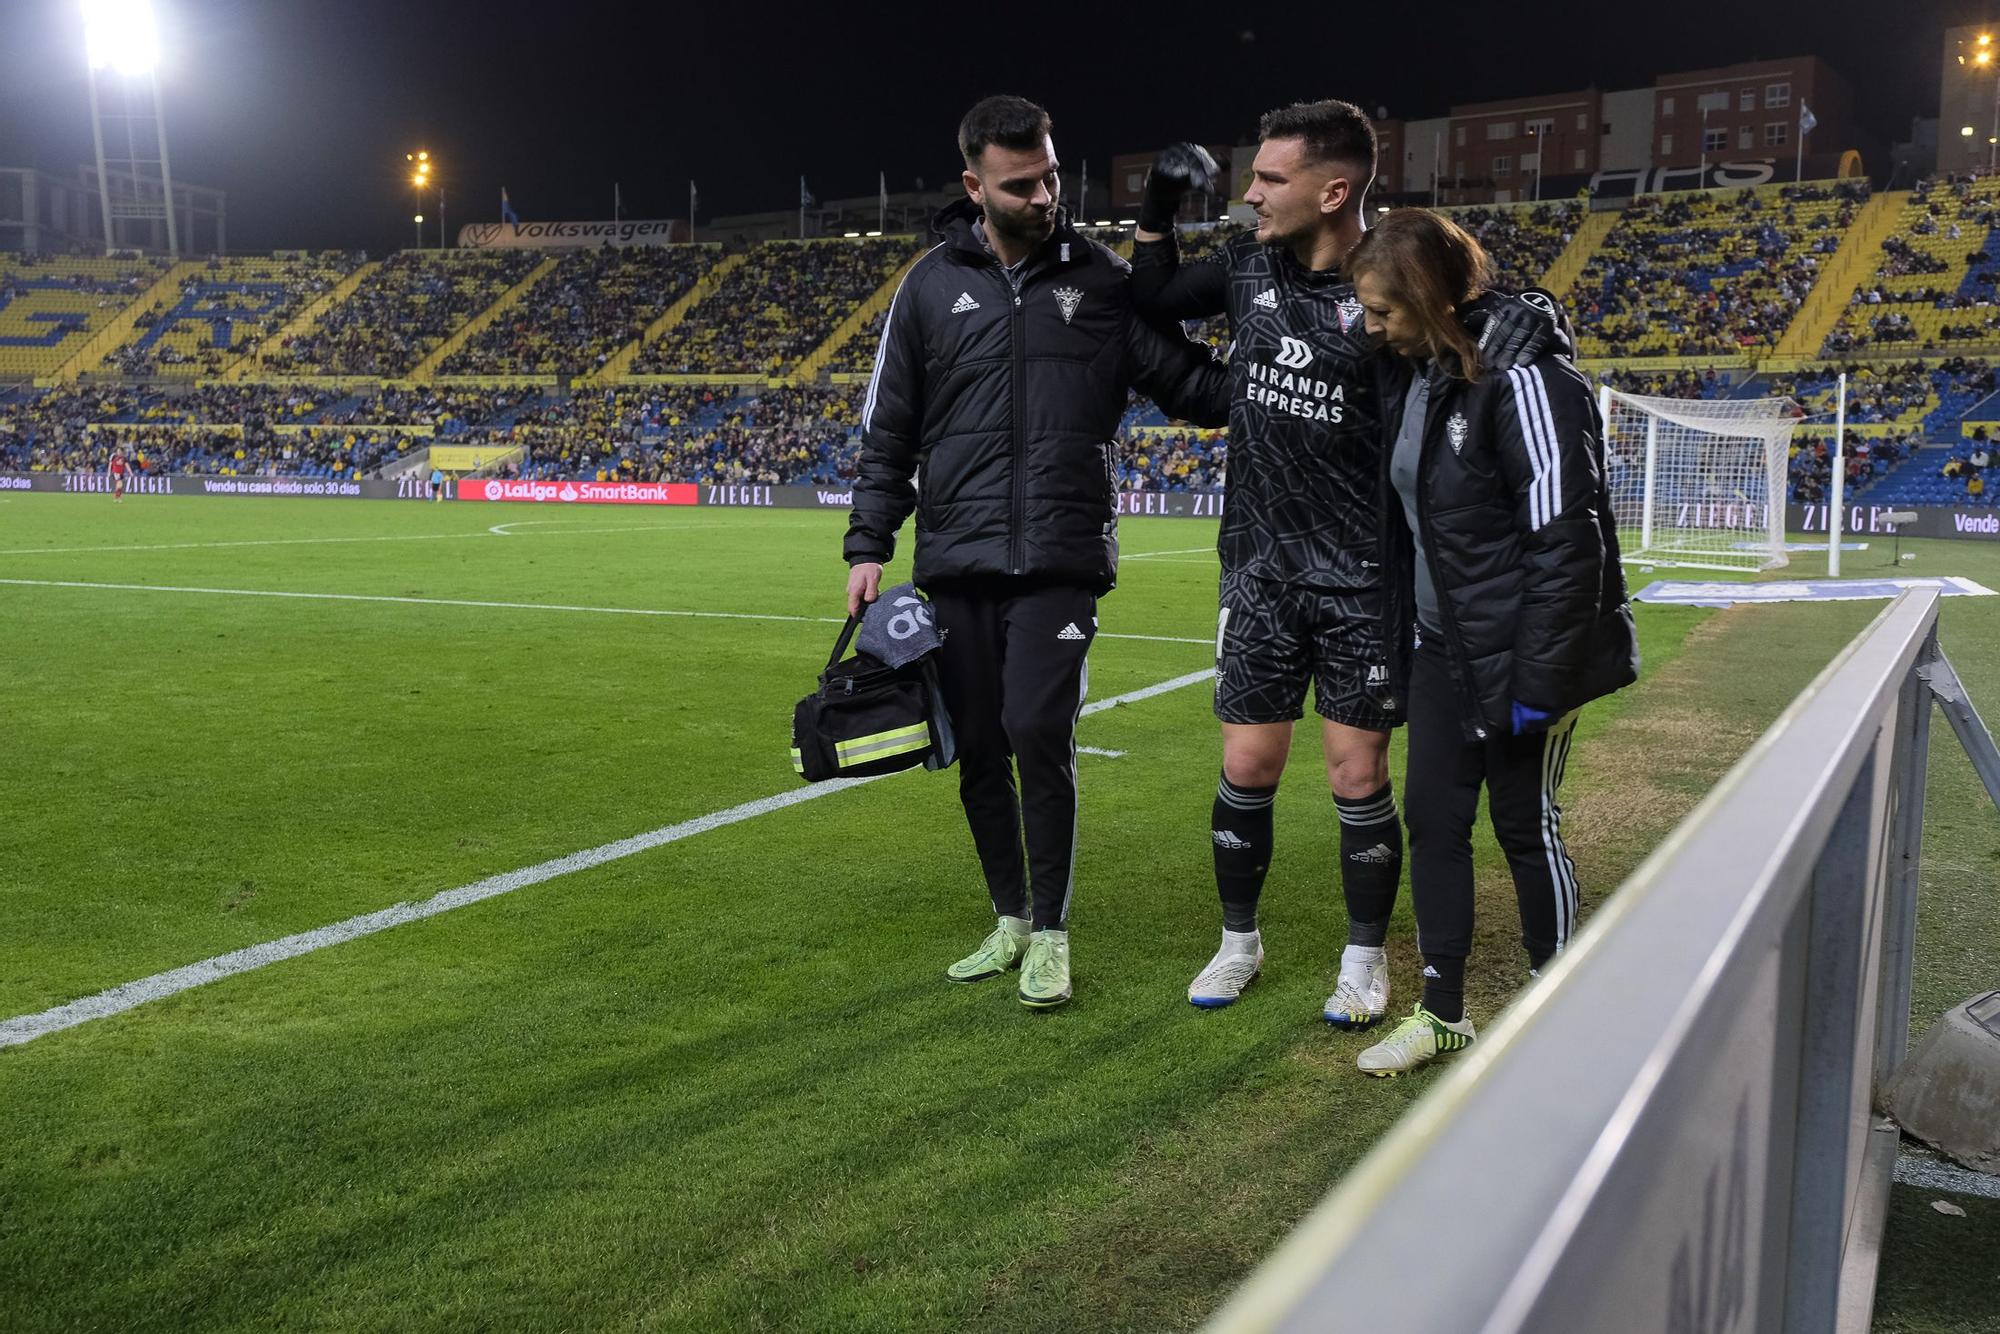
[0,578,835,625]
[0,577,1213,644]
[0,523,723,557]
[1123,546,1215,560]
[1077,746,1127,758]
[0,667,1214,1048]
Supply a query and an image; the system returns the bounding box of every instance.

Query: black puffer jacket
[1379,338,1639,741]
[844,200,1228,591]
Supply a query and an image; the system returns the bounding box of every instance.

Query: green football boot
[1018,929,1072,1010]
[946,916,1032,984]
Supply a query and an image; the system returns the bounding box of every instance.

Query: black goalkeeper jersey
[1131,231,1407,593]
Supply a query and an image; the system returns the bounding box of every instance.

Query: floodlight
[843,231,860,237]
[1965,126,1978,137]
[82,0,160,76]
[865,230,882,237]
[414,214,424,223]
[1981,32,1993,44]
[418,151,429,161]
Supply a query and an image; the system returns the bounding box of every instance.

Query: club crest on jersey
[1252,287,1278,309]
[1337,297,1366,332]
[1053,286,1083,325]
[1447,412,1469,454]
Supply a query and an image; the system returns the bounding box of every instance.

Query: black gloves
[1138,142,1220,234]
[1474,287,1574,368]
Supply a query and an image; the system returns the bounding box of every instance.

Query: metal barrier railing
[1207,588,2000,1333]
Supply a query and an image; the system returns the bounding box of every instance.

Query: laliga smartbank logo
[468,478,698,506]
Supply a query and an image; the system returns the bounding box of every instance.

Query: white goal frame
[1596,384,1810,572]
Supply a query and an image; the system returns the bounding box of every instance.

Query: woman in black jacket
[1341,208,1639,1076]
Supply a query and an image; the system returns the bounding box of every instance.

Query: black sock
[1212,774,1277,933]
[1420,955,1466,1024]
[1336,781,1402,948]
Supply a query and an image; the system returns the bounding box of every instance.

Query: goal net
[1599,388,1801,572]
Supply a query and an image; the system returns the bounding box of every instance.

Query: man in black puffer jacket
[843,94,1228,1010]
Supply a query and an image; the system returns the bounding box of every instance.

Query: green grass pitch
[2,493,1996,1331]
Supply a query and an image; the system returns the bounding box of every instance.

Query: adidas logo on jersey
[1213,829,1252,850]
[1348,843,1397,864]
[1056,622,1087,641]
[951,292,980,314]
[1252,287,1278,309]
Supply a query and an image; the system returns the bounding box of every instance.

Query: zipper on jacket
[1411,368,1491,741]
[1006,269,1027,575]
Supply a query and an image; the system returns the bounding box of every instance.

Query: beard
[985,200,1056,248]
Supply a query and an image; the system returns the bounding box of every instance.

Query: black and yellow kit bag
[790,615,954,782]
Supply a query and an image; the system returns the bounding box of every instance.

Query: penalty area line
[0,666,1214,1049]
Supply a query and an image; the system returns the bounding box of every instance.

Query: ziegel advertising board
[1,472,439,499]
[7,473,1998,542]
[693,485,1227,516]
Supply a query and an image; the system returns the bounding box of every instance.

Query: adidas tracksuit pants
[1404,633,1582,971]
[926,581,1097,932]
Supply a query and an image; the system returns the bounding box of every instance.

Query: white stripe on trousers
[1539,712,1581,949]
[1058,654,1089,927]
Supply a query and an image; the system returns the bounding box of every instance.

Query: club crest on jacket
[1054,286,1083,325]
[1447,412,1469,454]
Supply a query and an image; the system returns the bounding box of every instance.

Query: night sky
[0,0,1980,254]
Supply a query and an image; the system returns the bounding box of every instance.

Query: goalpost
[1597,385,1813,572]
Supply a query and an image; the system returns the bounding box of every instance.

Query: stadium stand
[827,306,891,375]
[501,385,859,484]
[1592,366,1740,399]
[1117,427,1225,492]
[99,252,367,379]
[1439,200,1579,294]
[0,254,174,380]
[1568,181,1867,359]
[260,250,542,377]
[631,237,918,377]
[1821,174,2000,357]
[436,245,719,378]
[16,178,2000,502]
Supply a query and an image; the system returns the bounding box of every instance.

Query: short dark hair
[1258,99,1377,180]
[958,95,1054,166]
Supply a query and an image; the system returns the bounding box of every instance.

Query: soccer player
[1129,101,1561,1021]
[844,94,1229,1010]
[108,449,127,503]
[1344,207,1637,1075]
